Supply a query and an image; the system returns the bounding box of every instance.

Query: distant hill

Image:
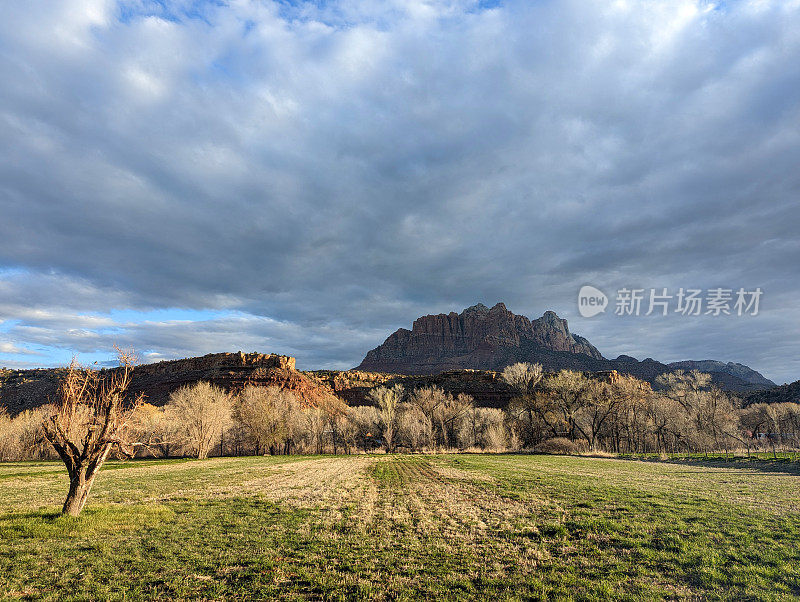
[356,302,775,392]
[0,352,341,415]
[744,379,800,406]
[668,360,775,389]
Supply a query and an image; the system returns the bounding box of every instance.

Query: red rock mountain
[355,303,776,392]
[357,302,602,374]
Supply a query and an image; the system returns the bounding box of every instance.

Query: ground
[1,454,799,601]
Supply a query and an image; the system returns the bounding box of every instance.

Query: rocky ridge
[357,303,775,392]
[0,352,341,415]
[358,302,602,374]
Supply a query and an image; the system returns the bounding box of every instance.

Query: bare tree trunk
[63,469,94,517]
[62,445,111,517]
[385,426,393,453]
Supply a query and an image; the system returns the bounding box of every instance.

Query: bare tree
[43,351,142,516]
[408,386,467,450]
[166,381,232,459]
[131,403,179,458]
[581,375,648,451]
[433,392,474,449]
[396,403,432,451]
[459,407,507,450]
[368,384,404,452]
[502,363,550,447]
[656,370,712,411]
[234,385,299,455]
[348,405,380,451]
[301,406,326,454]
[502,362,543,393]
[0,409,14,461]
[542,370,593,444]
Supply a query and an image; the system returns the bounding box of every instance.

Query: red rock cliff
[357,303,603,374]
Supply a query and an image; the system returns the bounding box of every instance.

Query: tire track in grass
[368,455,551,584]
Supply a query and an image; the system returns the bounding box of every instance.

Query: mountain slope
[358,302,601,373]
[356,303,774,391]
[668,360,775,388]
[744,379,800,406]
[0,352,341,415]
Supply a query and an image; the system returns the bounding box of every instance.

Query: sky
[1,0,799,383]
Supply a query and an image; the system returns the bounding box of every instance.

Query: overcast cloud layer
[1,0,799,382]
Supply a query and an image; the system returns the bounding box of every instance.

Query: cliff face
[357,302,602,374]
[355,303,775,392]
[0,352,340,414]
[124,352,343,409]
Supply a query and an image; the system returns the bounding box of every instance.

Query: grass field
[2,454,800,601]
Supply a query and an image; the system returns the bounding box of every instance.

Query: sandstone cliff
[0,352,341,414]
[358,302,601,374]
[355,303,774,392]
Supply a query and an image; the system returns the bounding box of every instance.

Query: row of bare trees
[500,363,800,457]
[129,381,505,457]
[3,365,799,464]
[367,384,507,452]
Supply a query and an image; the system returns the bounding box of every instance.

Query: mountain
[358,302,601,373]
[356,302,774,391]
[668,360,775,389]
[0,352,341,415]
[744,379,800,406]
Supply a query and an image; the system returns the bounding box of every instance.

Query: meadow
[1,454,799,601]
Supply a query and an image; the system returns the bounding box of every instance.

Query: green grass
[1,454,799,600]
[619,451,800,463]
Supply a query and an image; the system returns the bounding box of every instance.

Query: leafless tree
[407,386,472,450]
[433,392,474,449]
[165,381,232,459]
[43,351,142,516]
[459,407,507,450]
[368,384,404,452]
[502,362,553,447]
[502,362,543,393]
[0,409,14,461]
[542,370,593,444]
[234,385,299,455]
[131,403,179,458]
[347,405,380,451]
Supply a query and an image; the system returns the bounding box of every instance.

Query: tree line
[2,362,799,464]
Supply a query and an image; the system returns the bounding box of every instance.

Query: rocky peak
[463,303,490,314]
[357,303,603,374]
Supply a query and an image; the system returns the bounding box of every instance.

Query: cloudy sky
[1,0,799,382]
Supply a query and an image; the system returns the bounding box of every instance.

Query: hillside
[0,352,341,415]
[357,302,775,391]
[745,379,800,406]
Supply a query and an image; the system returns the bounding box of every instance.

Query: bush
[535,437,583,455]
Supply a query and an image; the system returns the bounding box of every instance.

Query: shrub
[535,437,583,455]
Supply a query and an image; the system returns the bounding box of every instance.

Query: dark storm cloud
[1,0,799,381]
